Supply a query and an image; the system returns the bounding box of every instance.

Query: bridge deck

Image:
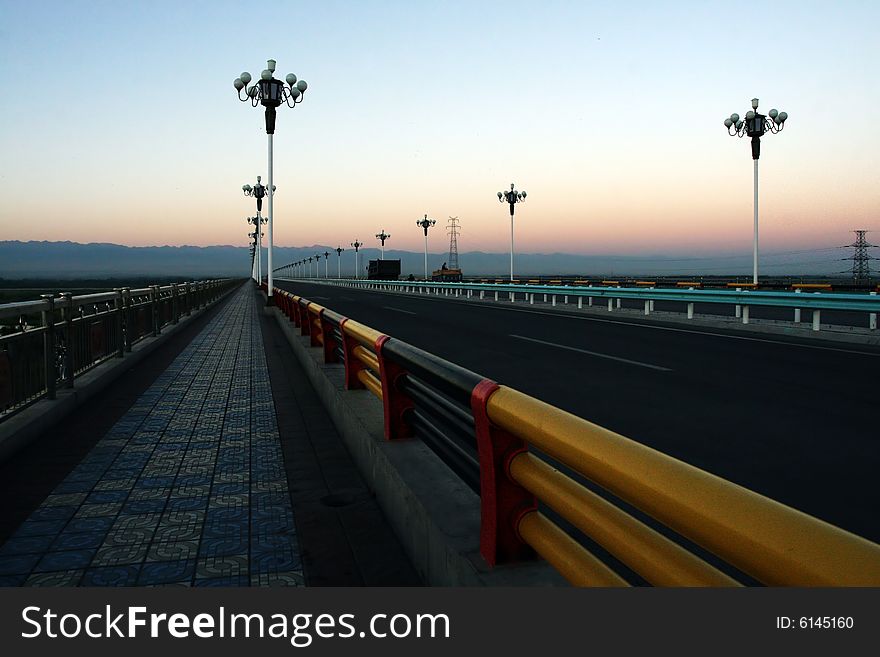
[0,284,416,586]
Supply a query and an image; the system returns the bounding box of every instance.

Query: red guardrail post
[321,316,339,364]
[340,319,365,390]
[309,307,322,348]
[470,380,537,566]
[376,336,413,440]
[299,300,311,336]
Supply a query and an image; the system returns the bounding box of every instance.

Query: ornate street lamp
[248,230,263,282]
[416,215,436,280]
[724,98,788,284]
[375,230,391,259]
[234,58,308,304]
[244,209,268,285]
[335,246,345,279]
[323,251,330,278]
[497,183,526,282]
[351,241,363,279]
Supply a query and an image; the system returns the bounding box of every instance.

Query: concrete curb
[268,306,566,586]
[0,285,239,464]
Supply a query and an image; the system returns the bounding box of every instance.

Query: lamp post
[375,230,391,259]
[335,246,345,278]
[724,98,788,285]
[249,244,256,281]
[497,183,526,282]
[351,241,363,279]
[307,256,314,278]
[234,59,308,304]
[244,207,268,285]
[323,251,330,278]
[248,229,263,281]
[416,215,436,280]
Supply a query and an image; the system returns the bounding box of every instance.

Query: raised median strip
[269,285,880,586]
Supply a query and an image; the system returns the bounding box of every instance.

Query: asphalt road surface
[276,280,880,544]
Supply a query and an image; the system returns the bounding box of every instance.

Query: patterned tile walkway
[0,286,303,586]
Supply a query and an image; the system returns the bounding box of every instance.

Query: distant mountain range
[0,240,847,279]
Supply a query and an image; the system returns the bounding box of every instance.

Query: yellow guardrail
[487,386,880,586]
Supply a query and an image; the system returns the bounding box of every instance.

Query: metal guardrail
[0,279,238,420]
[273,285,880,586]
[280,277,880,331]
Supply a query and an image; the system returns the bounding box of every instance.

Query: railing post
[40,295,57,400]
[184,282,191,316]
[687,287,695,319]
[470,380,537,566]
[150,285,159,336]
[340,319,366,390]
[871,291,877,330]
[309,306,322,348]
[735,287,742,318]
[299,300,311,336]
[122,288,132,353]
[794,288,802,323]
[376,336,414,440]
[114,289,124,357]
[171,283,179,324]
[320,313,339,364]
[812,292,821,332]
[59,292,74,388]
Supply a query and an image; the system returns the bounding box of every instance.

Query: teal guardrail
[277,277,880,314]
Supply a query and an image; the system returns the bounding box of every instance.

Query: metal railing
[281,278,880,331]
[273,285,880,586]
[0,279,238,420]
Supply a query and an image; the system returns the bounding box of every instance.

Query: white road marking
[510,334,672,371]
[383,306,417,315]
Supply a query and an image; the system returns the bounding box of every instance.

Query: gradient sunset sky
[1,0,878,257]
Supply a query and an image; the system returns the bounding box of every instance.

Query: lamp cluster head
[234,60,308,109]
[416,215,436,235]
[351,240,363,251]
[498,183,527,216]
[724,98,788,138]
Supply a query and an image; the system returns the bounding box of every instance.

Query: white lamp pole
[234,59,308,304]
[497,183,526,282]
[376,230,391,259]
[335,247,344,278]
[351,241,363,279]
[416,215,436,280]
[724,98,788,285]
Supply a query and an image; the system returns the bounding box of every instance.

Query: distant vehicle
[431,262,462,282]
[368,259,401,280]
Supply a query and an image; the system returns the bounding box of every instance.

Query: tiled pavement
[0,286,303,586]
